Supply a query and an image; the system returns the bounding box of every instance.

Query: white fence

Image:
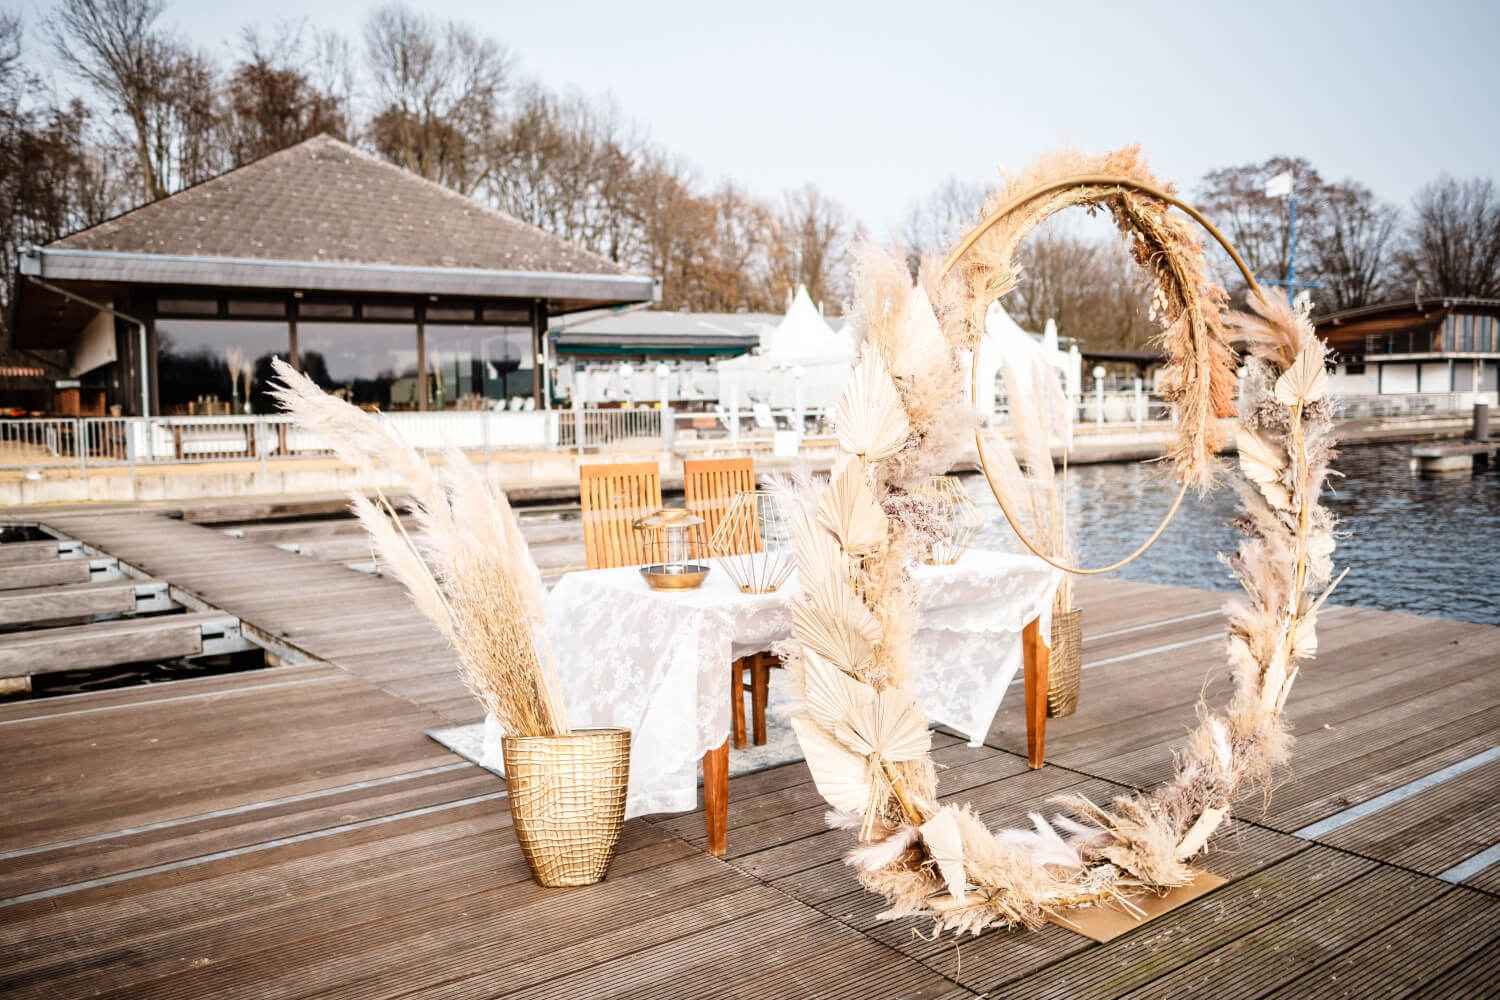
[0,409,658,472]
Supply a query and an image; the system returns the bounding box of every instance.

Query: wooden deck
[1,507,1497,998]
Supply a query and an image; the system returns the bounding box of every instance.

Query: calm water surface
[967,442,1500,626]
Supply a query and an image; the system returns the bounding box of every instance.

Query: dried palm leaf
[791,717,874,814]
[1274,344,1330,406]
[835,686,931,763]
[919,805,968,904]
[791,582,882,675]
[1237,426,1292,509]
[792,507,852,604]
[836,351,910,462]
[817,461,887,556]
[802,649,875,735]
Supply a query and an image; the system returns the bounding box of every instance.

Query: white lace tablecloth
[485,549,1059,817]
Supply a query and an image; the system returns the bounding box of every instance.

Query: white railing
[0,418,82,468]
[5,392,1490,474]
[1331,392,1494,419]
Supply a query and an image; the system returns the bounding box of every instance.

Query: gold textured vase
[1047,608,1083,718]
[501,727,631,887]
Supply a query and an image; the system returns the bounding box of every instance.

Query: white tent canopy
[975,302,1082,412]
[717,285,856,410]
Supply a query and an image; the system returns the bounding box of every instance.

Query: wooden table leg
[750,654,770,747]
[703,738,729,856]
[731,660,747,750]
[1022,617,1050,769]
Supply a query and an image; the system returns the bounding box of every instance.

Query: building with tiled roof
[11,135,657,415]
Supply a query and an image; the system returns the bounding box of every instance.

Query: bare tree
[1197,157,1327,296]
[899,175,985,268]
[44,0,214,201]
[765,184,853,310]
[1398,176,1500,299]
[224,22,349,165]
[2,12,124,346]
[1006,222,1153,350]
[1307,181,1398,310]
[363,2,509,194]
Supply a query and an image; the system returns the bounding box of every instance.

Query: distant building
[1314,298,1499,410]
[9,135,656,416]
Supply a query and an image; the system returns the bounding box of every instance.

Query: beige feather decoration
[919,806,968,904]
[791,717,873,814]
[1274,345,1330,407]
[817,461,888,557]
[1237,426,1292,509]
[836,351,910,462]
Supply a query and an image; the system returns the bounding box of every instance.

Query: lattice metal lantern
[917,476,982,565]
[708,490,795,594]
[634,508,710,590]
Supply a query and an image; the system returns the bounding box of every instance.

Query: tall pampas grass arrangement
[785,156,1343,936]
[269,359,568,737]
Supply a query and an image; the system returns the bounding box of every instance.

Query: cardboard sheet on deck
[1046,869,1227,943]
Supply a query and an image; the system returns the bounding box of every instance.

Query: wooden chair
[683,456,777,752]
[578,461,662,570]
[682,456,756,542]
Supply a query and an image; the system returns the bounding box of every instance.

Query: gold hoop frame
[938,174,1262,575]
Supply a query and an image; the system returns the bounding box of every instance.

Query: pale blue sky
[11,0,1499,232]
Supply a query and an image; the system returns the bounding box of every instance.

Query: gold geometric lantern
[634,508,711,590]
[708,490,794,593]
[916,476,982,565]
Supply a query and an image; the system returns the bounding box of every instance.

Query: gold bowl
[639,563,711,591]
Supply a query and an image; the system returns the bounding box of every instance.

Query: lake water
[967,442,1500,626]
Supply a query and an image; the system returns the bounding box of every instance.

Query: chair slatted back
[579,461,663,569]
[683,457,757,552]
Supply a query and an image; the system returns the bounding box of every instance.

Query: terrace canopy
[11,135,657,416]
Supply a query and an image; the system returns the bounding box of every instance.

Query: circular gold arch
[937,174,1261,575]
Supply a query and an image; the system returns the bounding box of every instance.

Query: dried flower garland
[783,153,1342,935]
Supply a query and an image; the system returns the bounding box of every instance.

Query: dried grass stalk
[270,359,567,736]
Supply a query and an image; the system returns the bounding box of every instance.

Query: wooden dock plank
[0,539,78,566]
[0,506,1494,998]
[0,559,92,590]
[0,578,144,625]
[1260,887,1500,999]
[0,611,234,677]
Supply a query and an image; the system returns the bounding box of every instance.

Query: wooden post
[1023,616,1050,768]
[702,738,729,856]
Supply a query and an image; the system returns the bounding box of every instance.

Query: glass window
[228,298,287,318]
[298,299,355,319]
[425,326,533,410]
[426,302,478,322]
[362,300,416,320]
[156,296,219,316]
[156,320,289,415]
[1443,315,1455,351]
[298,323,420,410]
[482,305,532,324]
[1460,315,1474,351]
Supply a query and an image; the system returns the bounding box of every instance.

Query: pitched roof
[49,134,627,277]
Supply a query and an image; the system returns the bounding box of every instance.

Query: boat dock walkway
[1,505,1497,998]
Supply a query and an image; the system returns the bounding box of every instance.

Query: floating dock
[0,504,1496,998]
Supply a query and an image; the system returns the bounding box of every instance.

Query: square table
[486,548,1059,854]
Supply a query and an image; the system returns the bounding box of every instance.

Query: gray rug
[426,668,807,782]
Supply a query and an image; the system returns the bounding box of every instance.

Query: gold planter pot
[501,727,632,887]
[1047,608,1083,719]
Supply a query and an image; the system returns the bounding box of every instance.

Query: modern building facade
[1315,298,1500,405]
[10,135,656,417]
